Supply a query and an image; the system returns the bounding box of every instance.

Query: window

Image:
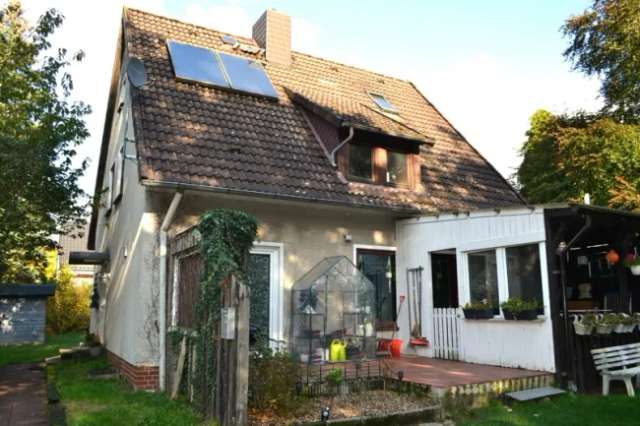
[370,93,398,114]
[349,144,373,180]
[506,244,543,310]
[110,145,124,206]
[468,250,499,313]
[386,151,408,185]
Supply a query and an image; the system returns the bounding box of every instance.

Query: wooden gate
[432,308,461,360]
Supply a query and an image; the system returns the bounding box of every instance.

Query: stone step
[505,386,566,402]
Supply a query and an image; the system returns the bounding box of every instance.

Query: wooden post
[236,281,250,426]
[171,337,187,400]
[215,275,250,426]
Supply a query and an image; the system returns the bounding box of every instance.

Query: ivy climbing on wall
[171,209,257,416]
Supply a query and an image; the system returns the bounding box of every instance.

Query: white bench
[591,343,640,396]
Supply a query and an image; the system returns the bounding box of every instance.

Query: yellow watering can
[329,339,346,362]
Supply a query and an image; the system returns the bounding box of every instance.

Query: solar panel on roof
[167,40,278,100]
[167,40,229,88]
[218,52,278,99]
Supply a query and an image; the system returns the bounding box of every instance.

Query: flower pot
[573,322,593,336]
[462,308,478,319]
[515,309,539,320]
[614,324,627,333]
[596,324,614,334]
[475,308,495,319]
[631,265,640,276]
[502,309,516,320]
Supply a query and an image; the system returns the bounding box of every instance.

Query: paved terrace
[387,356,552,392]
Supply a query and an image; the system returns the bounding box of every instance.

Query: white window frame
[250,242,284,350]
[464,241,547,318]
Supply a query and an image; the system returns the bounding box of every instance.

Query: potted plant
[461,301,495,319]
[501,298,540,320]
[86,333,102,357]
[573,313,596,335]
[615,314,635,333]
[326,368,347,395]
[633,313,640,332]
[595,313,617,334]
[623,253,640,276]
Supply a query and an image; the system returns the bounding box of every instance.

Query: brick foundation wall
[107,350,159,390]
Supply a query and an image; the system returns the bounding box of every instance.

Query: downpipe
[159,191,183,391]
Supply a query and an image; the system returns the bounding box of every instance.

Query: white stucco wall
[396,207,556,372]
[93,77,160,366]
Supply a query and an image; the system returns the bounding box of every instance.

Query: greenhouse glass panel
[291,256,377,365]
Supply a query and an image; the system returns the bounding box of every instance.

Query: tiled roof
[123,8,524,212]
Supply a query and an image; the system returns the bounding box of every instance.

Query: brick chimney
[252,9,291,66]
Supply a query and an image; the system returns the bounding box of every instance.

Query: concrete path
[0,363,48,426]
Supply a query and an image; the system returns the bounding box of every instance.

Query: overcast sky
[22,0,602,194]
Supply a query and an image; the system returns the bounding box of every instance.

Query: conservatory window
[506,244,543,311]
[468,250,499,313]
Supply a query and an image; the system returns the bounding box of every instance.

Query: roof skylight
[370,93,398,114]
[167,40,278,100]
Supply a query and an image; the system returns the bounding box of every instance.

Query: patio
[386,356,553,394]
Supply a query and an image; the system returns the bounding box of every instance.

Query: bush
[249,346,301,415]
[46,266,91,334]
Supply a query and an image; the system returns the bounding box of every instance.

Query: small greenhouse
[291,256,377,364]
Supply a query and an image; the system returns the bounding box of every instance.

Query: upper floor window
[348,144,373,181]
[348,144,412,187]
[387,151,407,186]
[370,93,398,114]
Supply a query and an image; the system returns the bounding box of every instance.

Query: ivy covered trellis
[168,209,257,420]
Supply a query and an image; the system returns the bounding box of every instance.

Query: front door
[356,249,396,328]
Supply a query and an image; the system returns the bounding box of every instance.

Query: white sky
[21,0,602,195]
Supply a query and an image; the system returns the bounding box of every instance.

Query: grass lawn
[50,356,208,425]
[0,332,84,367]
[459,393,640,425]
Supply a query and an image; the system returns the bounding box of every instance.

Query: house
[58,223,96,286]
[87,7,524,391]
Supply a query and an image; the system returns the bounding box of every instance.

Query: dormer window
[347,143,412,188]
[386,151,408,185]
[370,93,398,114]
[348,144,373,181]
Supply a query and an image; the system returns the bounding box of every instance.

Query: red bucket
[390,339,403,358]
[377,338,392,352]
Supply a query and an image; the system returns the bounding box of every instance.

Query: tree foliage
[0,1,89,283]
[563,0,640,122]
[516,109,640,208]
[46,265,91,334]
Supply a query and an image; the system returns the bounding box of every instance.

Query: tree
[0,1,89,282]
[516,109,640,208]
[563,0,640,122]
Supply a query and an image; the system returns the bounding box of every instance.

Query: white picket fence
[432,308,461,360]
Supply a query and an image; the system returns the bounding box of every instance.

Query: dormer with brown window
[287,88,431,192]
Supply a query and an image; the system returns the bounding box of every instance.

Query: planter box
[502,309,538,320]
[462,308,494,320]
